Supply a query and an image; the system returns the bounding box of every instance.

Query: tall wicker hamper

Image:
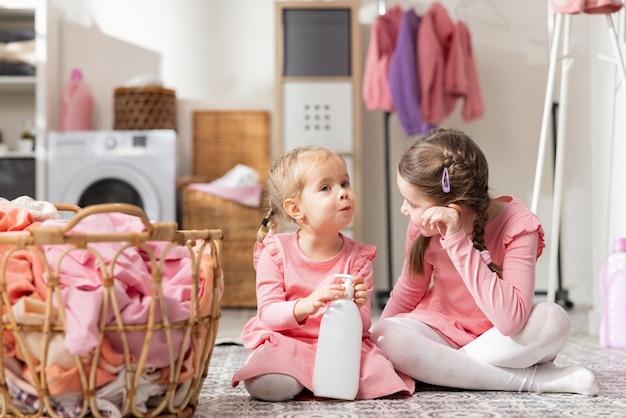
[0,203,223,417]
[182,110,270,308]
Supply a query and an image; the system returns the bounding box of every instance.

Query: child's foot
[532,362,600,395]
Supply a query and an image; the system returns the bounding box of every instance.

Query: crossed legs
[371,302,599,395]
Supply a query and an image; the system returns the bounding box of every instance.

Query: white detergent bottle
[600,237,626,348]
[312,274,362,400]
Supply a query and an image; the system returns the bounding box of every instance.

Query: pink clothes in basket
[40,212,195,369]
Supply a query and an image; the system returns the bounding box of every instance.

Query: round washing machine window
[78,179,144,209]
[60,164,162,221]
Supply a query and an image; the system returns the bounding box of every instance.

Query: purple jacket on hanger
[389,8,434,136]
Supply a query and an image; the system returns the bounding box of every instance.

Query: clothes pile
[0,196,220,417]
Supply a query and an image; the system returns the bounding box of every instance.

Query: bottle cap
[335,274,354,299]
[614,238,626,252]
[71,68,83,82]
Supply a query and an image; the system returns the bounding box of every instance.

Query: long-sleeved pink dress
[381,196,545,347]
[232,232,415,399]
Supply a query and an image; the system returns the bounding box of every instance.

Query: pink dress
[380,196,545,348]
[232,232,415,399]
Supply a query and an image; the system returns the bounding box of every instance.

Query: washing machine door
[60,164,163,221]
[78,178,144,209]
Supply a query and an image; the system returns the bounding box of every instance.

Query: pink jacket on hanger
[362,5,403,112]
[446,21,484,122]
[418,2,456,125]
[418,2,484,125]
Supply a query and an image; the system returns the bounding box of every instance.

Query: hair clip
[441,167,451,193]
[261,218,269,227]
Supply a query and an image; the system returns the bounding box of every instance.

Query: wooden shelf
[0,76,36,93]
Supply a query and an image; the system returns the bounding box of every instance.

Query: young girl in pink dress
[232,146,414,401]
[371,128,600,395]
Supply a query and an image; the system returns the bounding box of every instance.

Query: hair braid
[399,128,502,278]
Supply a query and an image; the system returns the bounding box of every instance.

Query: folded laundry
[188,164,263,207]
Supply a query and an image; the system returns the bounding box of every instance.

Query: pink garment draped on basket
[188,163,263,207]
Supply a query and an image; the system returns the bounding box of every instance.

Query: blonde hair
[257,145,340,242]
[399,128,502,278]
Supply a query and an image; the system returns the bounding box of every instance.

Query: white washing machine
[47,130,176,222]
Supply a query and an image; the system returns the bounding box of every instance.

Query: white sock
[243,373,304,401]
[518,362,600,395]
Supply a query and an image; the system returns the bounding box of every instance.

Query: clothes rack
[531,9,626,305]
[376,0,394,309]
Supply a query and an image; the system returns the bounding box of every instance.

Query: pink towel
[553,0,623,14]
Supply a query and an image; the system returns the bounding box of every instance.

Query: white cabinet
[0,0,50,200]
[274,0,362,240]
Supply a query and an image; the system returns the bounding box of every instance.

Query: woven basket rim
[114,86,176,95]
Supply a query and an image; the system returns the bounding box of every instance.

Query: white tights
[371,302,599,395]
[244,373,304,401]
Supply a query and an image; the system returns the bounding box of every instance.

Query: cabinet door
[274,0,362,239]
[0,157,35,200]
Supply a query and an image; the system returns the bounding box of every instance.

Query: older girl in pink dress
[371,128,599,396]
[232,146,414,401]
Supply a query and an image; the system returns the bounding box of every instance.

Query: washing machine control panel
[98,133,148,155]
[49,131,159,158]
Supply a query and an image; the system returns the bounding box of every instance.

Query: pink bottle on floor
[600,237,626,348]
[60,68,93,131]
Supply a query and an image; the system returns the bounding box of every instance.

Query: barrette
[441,167,451,193]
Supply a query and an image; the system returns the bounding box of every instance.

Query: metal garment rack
[531,10,626,304]
[374,0,395,309]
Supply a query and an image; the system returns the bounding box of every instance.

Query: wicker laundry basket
[182,187,263,308]
[0,203,223,417]
[182,110,270,308]
[114,86,177,130]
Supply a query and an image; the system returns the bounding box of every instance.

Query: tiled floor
[193,306,626,417]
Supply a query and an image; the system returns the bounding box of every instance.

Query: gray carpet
[192,308,626,417]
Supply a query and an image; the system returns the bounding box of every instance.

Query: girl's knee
[244,374,303,401]
[371,319,407,361]
[532,301,571,338]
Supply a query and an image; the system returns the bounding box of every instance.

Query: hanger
[455,0,509,29]
[379,0,431,16]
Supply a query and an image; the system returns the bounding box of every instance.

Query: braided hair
[398,128,502,278]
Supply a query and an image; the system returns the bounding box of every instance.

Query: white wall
[49,0,276,178]
[48,0,599,309]
[589,10,626,334]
